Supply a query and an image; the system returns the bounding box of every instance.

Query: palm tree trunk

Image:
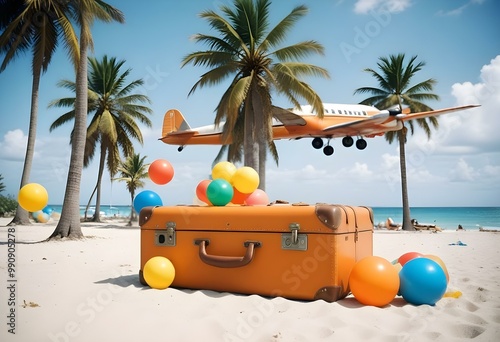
[127,190,134,226]
[9,66,43,226]
[84,183,98,220]
[398,127,414,231]
[48,29,89,239]
[92,144,107,222]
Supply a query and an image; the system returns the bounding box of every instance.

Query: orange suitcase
[139,203,373,302]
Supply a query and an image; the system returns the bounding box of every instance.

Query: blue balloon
[42,206,53,215]
[133,190,163,213]
[399,258,447,306]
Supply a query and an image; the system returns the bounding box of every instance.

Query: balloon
[148,159,174,185]
[232,167,259,194]
[349,256,400,307]
[42,206,54,215]
[423,255,449,283]
[399,258,447,306]
[37,212,50,223]
[231,187,250,204]
[244,189,269,206]
[18,183,49,212]
[133,190,163,213]
[196,180,211,205]
[143,256,175,290]
[211,161,236,183]
[206,179,233,206]
[398,252,423,266]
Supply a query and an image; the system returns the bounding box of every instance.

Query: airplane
[159,103,480,156]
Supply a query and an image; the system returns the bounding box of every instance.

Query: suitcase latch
[155,221,176,247]
[282,223,307,251]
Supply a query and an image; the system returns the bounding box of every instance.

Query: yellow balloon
[232,167,259,194]
[211,161,236,183]
[18,183,49,212]
[143,256,175,289]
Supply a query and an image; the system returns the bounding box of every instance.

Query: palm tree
[48,1,124,240]
[354,53,440,231]
[114,153,149,226]
[49,55,152,222]
[182,0,329,189]
[0,0,79,226]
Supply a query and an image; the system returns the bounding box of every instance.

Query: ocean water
[45,204,500,231]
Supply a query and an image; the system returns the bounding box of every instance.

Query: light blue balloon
[133,190,163,213]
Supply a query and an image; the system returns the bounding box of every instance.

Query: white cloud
[436,0,486,16]
[354,0,412,14]
[449,158,476,182]
[0,129,27,161]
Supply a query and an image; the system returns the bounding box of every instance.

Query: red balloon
[149,159,174,185]
[231,187,250,204]
[196,180,211,205]
[398,252,423,266]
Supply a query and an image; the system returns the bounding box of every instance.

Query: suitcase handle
[195,239,261,268]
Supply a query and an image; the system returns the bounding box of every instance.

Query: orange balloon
[349,256,400,307]
[196,180,211,205]
[18,183,49,212]
[231,187,250,204]
[424,254,449,283]
[148,159,174,185]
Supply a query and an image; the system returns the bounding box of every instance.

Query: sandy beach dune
[1,217,499,342]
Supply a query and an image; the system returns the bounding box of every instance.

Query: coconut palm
[48,1,124,239]
[0,0,79,225]
[114,153,149,226]
[354,53,440,231]
[182,0,329,189]
[49,55,152,222]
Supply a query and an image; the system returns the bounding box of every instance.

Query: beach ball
[231,187,250,204]
[148,159,174,185]
[398,252,423,266]
[399,258,447,306]
[42,206,54,215]
[244,189,269,206]
[211,161,236,183]
[18,183,49,212]
[349,256,400,307]
[423,255,449,283]
[206,179,233,206]
[143,256,175,290]
[195,179,211,205]
[232,167,259,194]
[133,190,163,213]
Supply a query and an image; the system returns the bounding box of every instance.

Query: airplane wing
[395,104,480,121]
[321,110,393,135]
[272,106,307,126]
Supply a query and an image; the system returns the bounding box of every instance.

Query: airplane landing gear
[312,137,323,149]
[356,138,367,150]
[178,146,184,152]
[323,145,334,156]
[342,136,354,147]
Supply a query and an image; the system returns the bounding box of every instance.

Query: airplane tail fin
[162,109,191,136]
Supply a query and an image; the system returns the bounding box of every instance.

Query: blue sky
[0,0,499,207]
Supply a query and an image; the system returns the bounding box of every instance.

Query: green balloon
[206,179,233,206]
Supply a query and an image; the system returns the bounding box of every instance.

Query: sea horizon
[41,204,500,231]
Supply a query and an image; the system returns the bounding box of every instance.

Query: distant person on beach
[457,224,465,231]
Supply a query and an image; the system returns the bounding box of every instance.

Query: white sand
[1,217,499,342]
